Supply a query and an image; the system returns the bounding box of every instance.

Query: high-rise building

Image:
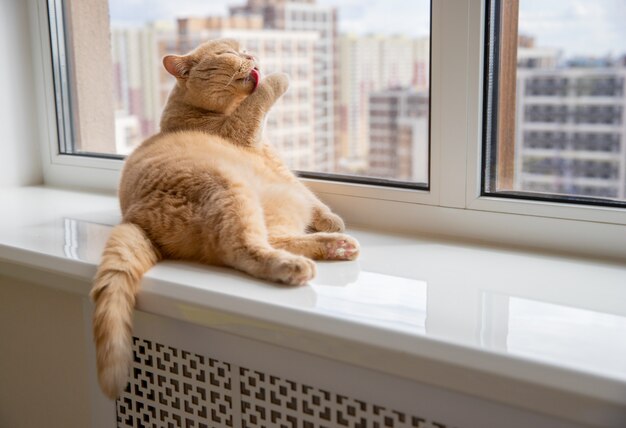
[412,37,430,92]
[230,0,338,172]
[111,22,177,153]
[338,34,430,174]
[516,34,560,69]
[515,67,626,199]
[494,38,626,201]
[177,18,319,170]
[368,88,429,182]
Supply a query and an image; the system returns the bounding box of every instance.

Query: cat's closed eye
[194,66,220,73]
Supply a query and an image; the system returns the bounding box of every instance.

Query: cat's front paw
[264,72,290,98]
[273,254,316,286]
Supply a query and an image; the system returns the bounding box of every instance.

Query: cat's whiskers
[221,58,246,88]
[224,71,239,88]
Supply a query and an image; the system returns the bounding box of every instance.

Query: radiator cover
[117,337,447,428]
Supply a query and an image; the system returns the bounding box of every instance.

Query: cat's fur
[90,39,359,399]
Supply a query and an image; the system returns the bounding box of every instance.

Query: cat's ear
[163,55,192,79]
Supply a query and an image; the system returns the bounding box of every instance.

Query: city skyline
[108,0,432,182]
[106,0,626,201]
[109,0,626,58]
[109,0,430,38]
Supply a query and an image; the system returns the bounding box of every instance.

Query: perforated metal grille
[117,338,233,427]
[117,337,451,428]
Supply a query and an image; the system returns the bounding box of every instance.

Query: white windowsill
[0,186,625,426]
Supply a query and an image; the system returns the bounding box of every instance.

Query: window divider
[495,0,519,191]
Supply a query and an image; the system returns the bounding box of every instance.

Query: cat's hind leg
[206,183,316,285]
[269,232,359,261]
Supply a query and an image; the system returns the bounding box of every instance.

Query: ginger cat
[90,38,359,399]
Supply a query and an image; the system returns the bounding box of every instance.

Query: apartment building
[515,67,626,200]
[110,22,177,153]
[368,88,429,182]
[230,0,338,173]
[338,34,429,175]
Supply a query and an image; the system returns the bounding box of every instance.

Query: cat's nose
[244,54,256,61]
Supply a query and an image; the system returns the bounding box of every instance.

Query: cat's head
[163,38,260,113]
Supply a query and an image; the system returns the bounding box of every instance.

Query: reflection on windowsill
[313,271,427,335]
[481,292,626,380]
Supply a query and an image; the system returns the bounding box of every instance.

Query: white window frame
[28,0,626,260]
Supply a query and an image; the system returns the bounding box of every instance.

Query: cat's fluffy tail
[90,223,160,399]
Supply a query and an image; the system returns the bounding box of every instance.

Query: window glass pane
[484,0,626,206]
[54,0,431,188]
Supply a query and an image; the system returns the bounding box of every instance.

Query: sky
[108,0,626,58]
[519,0,626,58]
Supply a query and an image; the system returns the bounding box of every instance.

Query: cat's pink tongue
[250,68,260,92]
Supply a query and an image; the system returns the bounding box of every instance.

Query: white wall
[0,0,43,187]
[0,277,91,427]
